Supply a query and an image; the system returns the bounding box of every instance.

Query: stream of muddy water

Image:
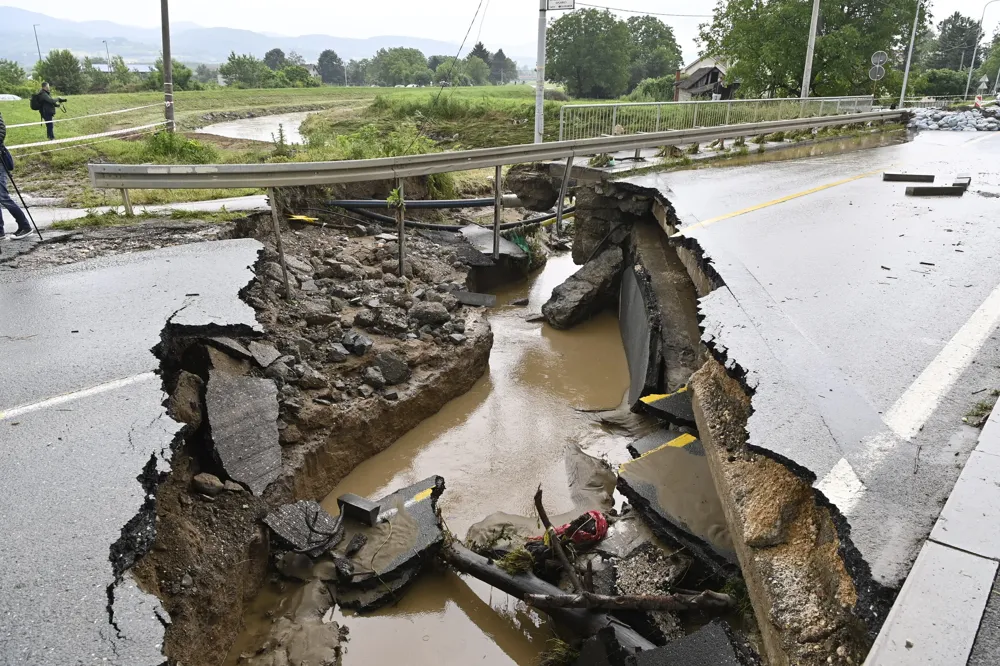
[229,254,637,665]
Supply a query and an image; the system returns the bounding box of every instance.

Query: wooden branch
[441,541,655,653]
[524,590,735,613]
[534,485,585,593]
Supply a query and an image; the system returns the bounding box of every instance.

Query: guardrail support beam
[555,155,573,235]
[268,187,292,301]
[396,179,406,278]
[121,189,134,217]
[493,165,502,261]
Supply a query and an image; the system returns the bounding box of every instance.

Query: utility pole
[965,0,999,100]
[160,0,175,132]
[900,0,922,108]
[534,0,547,143]
[32,24,42,64]
[103,40,112,68]
[800,0,821,98]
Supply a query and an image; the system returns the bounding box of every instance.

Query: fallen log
[524,589,735,613]
[442,542,655,653]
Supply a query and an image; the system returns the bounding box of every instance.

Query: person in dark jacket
[0,112,33,239]
[37,82,66,140]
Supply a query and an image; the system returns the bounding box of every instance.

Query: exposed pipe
[331,205,575,232]
[326,194,524,210]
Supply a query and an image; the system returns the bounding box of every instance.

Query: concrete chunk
[248,341,282,368]
[264,500,343,557]
[206,370,281,496]
[453,291,497,307]
[639,387,696,426]
[542,246,624,330]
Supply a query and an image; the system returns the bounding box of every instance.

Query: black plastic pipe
[336,206,575,232]
[326,198,495,209]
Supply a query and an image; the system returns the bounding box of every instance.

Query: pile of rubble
[908,107,1000,132]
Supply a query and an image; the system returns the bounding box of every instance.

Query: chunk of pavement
[409,301,451,326]
[264,500,344,557]
[248,341,283,368]
[206,345,251,376]
[327,343,350,363]
[363,366,386,389]
[192,472,225,497]
[302,301,337,326]
[342,330,374,356]
[628,428,703,459]
[206,336,253,360]
[638,387,696,426]
[283,254,315,276]
[330,476,446,612]
[379,306,410,333]
[375,351,411,385]
[630,621,761,666]
[295,364,328,390]
[205,370,281,496]
[345,533,368,557]
[453,291,497,307]
[616,432,737,579]
[542,246,624,330]
[169,370,204,429]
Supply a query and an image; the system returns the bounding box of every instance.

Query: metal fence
[558,96,875,141]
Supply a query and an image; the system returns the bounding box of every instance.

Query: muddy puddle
[228,254,635,665]
[200,111,313,144]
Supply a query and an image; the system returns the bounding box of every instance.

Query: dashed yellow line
[675,168,885,236]
[619,433,698,473]
[412,488,433,503]
[641,386,688,405]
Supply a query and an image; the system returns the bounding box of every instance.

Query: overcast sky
[2,0,996,66]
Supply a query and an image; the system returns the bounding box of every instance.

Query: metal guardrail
[558,96,875,141]
[89,109,902,191]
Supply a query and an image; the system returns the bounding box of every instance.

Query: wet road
[0,240,261,664]
[200,111,314,144]
[623,131,1000,589]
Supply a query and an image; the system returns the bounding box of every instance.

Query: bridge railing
[558,96,875,141]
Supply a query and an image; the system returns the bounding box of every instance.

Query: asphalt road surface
[624,130,1000,590]
[0,240,261,664]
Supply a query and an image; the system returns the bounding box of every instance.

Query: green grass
[50,207,246,230]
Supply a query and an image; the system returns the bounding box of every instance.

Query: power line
[577,2,712,18]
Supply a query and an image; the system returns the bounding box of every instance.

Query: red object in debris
[530,511,608,545]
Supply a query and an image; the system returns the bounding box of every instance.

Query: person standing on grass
[0,111,33,240]
[33,82,66,141]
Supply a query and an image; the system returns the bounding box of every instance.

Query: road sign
[869,65,886,81]
[547,0,575,8]
[871,51,888,66]
[981,75,990,83]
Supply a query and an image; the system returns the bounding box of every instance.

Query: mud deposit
[200,111,313,144]
[229,253,635,665]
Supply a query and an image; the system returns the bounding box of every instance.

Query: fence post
[818,100,825,116]
[267,187,292,301]
[612,105,618,133]
[493,165,502,260]
[396,179,406,277]
[725,102,732,125]
[121,189,134,217]
[559,106,565,142]
[655,105,661,132]
[555,155,573,235]
[692,103,699,127]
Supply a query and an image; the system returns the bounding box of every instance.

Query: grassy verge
[50,207,247,230]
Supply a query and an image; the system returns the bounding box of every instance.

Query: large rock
[409,301,451,326]
[505,163,560,211]
[542,246,624,329]
[375,351,411,385]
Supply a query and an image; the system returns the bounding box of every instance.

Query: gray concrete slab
[968,568,1000,666]
[621,131,1000,590]
[931,450,1000,560]
[460,224,527,259]
[0,239,262,664]
[864,541,996,665]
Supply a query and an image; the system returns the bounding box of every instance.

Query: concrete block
[883,173,935,182]
[905,185,966,197]
[931,450,1000,559]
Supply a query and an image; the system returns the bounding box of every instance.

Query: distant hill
[0,7,535,68]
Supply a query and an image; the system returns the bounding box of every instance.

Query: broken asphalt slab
[637,388,696,427]
[576,621,760,666]
[205,370,281,496]
[0,239,262,663]
[265,501,343,557]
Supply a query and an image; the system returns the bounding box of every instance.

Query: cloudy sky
[2,0,996,66]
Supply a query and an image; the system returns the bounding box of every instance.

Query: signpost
[535,0,575,143]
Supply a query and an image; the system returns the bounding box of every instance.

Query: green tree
[465,56,490,85]
[928,12,983,71]
[626,16,682,90]
[368,47,427,86]
[281,64,318,87]
[468,42,492,67]
[489,48,518,84]
[264,48,287,71]
[34,49,86,94]
[219,52,274,88]
[317,49,345,84]
[913,68,969,95]
[547,9,631,98]
[434,57,468,85]
[414,69,433,86]
[148,57,194,91]
[110,56,138,88]
[194,64,216,84]
[700,0,922,98]
[347,59,369,85]
[0,59,27,91]
[288,51,306,66]
[428,55,450,71]
[976,29,1000,93]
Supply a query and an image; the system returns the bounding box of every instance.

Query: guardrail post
[612,105,618,133]
[655,105,662,132]
[493,165,502,260]
[396,179,406,277]
[267,187,292,301]
[725,102,732,125]
[559,106,566,142]
[818,100,825,116]
[555,155,572,235]
[692,103,699,127]
[121,189,134,217]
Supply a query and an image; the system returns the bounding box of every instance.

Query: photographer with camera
[30,82,66,141]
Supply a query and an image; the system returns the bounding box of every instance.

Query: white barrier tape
[7,122,169,150]
[5,103,165,129]
[11,129,157,158]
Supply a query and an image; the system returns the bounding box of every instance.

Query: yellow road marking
[412,488,433,503]
[619,433,698,473]
[675,168,885,236]
[641,386,688,404]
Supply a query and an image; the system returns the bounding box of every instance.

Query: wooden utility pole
[160,0,175,132]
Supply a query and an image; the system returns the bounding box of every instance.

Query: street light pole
[534,0,547,144]
[964,0,999,99]
[900,0,922,108]
[103,40,112,68]
[32,24,42,64]
[160,0,175,132]
[800,0,821,98]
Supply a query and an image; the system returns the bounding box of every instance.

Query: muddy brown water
[228,254,635,665]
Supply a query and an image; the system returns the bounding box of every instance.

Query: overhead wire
[577,2,711,18]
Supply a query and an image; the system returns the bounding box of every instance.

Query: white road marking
[886,281,1000,440]
[816,458,866,514]
[0,372,159,422]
